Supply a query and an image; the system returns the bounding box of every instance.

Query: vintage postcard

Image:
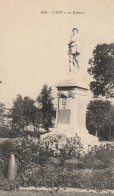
[0,0,113,194]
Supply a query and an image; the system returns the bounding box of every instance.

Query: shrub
[46,157,60,166]
[41,133,84,159]
[0,127,41,138]
[0,136,113,191]
[0,175,23,191]
[82,144,114,169]
[23,130,41,138]
[90,169,113,190]
[0,137,41,175]
[0,127,9,138]
[64,158,85,170]
[0,127,23,138]
[86,159,107,169]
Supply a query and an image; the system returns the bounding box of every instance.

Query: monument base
[41,126,99,152]
[55,77,99,151]
[41,77,99,152]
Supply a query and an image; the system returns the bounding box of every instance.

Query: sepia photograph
[0,0,114,195]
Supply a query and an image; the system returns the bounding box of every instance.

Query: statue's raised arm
[68,28,80,76]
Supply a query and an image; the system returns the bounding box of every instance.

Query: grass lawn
[0,190,112,196]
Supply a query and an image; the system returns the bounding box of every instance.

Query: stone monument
[55,28,99,151]
[56,28,87,128]
[42,28,99,151]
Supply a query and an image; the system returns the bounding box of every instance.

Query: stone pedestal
[54,78,99,151]
[55,79,88,130]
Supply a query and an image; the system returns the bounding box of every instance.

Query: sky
[0,0,114,107]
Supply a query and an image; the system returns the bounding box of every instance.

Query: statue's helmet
[72,28,78,34]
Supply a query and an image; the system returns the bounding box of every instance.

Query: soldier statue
[68,28,80,76]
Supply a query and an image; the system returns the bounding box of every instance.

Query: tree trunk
[109,126,111,141]
[96,130,98,137]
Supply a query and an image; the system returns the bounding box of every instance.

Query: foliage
[0,103,5,115]
[111,105,114,126]
[0,103,5,125]
[11,95,42,130]
[88,43,114,98]
[0,127,23,138]
[0,127,41,138]
[0,137,113,191]
[82,144,114,169]
[86,100,112,138]
[64,158,85,170]
[40,134,84,170]
[18,166,113,190]
[41,133,84,159]
[4,84,55,132]
[0,134,84,177]
[0,137,40,177]
[0,168,113,191]
[37,84,56,130]
[11,95,24,129]
[0,176,22,191]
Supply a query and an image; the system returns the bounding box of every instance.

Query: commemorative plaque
[58,109,71,124]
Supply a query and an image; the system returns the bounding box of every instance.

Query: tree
[11,94,41,131]
[11,94,25,130]
[88,43,114,98]
[23,96,42,131]
[0,102,5,115]
[110,105,114,141]
[37,84,56,130]
[0,102,5,125]
[86,100,112,140]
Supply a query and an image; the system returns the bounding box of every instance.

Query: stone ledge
[56,79,88,90]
